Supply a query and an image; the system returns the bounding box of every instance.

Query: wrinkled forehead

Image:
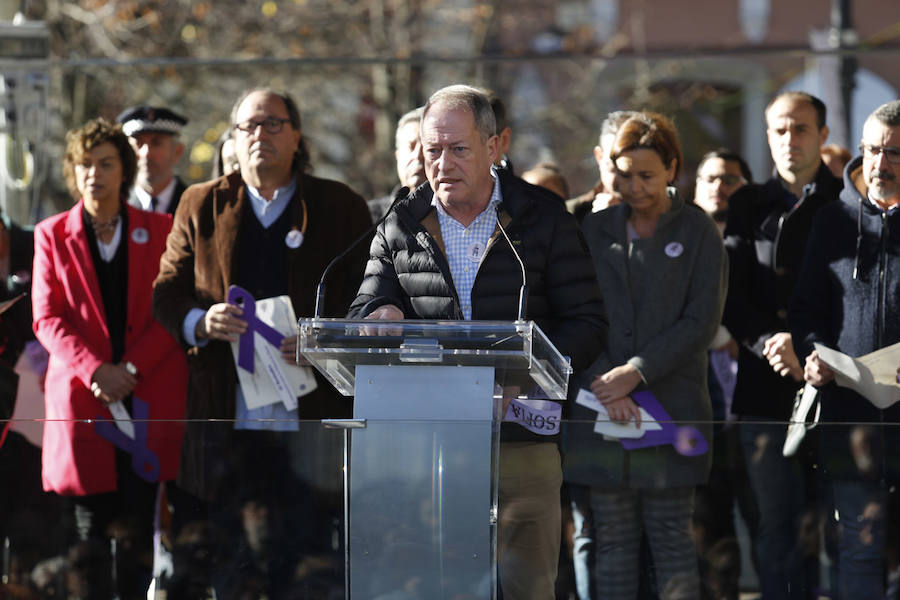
[421,104,477,138]
[862,118,900,147]
[235,91,289,122]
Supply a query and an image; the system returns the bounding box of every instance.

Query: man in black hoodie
[723,91,841,599]
[790,100,900,599]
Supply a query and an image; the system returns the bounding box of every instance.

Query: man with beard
[116,106,188,215]
[791,100,900,599]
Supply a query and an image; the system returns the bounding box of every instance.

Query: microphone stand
[494,205,528,322]
[313,186,410,319]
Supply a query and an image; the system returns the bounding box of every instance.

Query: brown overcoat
[152,171,372,500]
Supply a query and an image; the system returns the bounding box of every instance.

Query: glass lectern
[298,319,571,599]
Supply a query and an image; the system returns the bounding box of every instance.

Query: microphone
[495,205,527,322]
[313,186,410,319]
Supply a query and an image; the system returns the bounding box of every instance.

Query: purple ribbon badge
[93,398,161,482]
[620,391,708,457]
[227,285,285,374]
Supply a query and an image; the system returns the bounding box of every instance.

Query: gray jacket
[564,192,727,488]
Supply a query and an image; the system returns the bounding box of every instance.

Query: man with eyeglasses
[722,91,841,599]
[153,88,372,595]
[689,148,761,600]
[693,149,751,229]
[790,100,900,599]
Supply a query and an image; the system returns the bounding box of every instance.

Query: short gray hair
[868,100,900,128]
[395,107,424,149]
[600,110,639,143]
[423,85,497,142]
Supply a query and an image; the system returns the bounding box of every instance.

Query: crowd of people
[1,83,899,600]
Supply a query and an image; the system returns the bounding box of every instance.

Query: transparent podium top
[298,319,572,400]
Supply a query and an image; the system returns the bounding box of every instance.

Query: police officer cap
[116,106,188,137]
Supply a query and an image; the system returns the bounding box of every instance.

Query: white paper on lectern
[231,295,317,410]
[814,341,900,409]
[575,388,661,438]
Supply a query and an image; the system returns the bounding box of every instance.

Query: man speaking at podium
[349,84,607,600]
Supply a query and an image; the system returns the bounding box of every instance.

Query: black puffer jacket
[349,170,608,438]
[723,162,842,419]
[790,156,900,482]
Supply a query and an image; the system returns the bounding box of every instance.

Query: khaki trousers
[498,441,562,600]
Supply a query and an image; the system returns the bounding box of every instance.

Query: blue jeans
[832,481,888,599]
[739,419,817,599]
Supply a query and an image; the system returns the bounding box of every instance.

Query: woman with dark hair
[565,112,727,599]
[31,118,187,599]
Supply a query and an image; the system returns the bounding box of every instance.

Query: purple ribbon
[620,391,708,457]
[93,397,161,482]
[227,285,285,374]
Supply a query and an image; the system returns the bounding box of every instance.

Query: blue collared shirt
[245,178,295,227]
[433,170,502,320]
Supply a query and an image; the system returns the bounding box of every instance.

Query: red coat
[32,202,187,496]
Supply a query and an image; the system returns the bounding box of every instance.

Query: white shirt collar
[134,176,177,213]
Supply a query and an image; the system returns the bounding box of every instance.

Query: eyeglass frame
[234,116,293,135]
[859,143,900,165]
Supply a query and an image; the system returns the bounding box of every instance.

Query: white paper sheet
[575,388,662,438]
[231,295,318,410]
[108,400,135,439]
[814,341,900,409]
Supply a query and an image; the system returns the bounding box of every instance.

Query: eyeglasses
[697,174,745,186]
[234,117,292,135]
[859,143,900,164]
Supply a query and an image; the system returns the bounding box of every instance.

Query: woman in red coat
[32,118,187,599]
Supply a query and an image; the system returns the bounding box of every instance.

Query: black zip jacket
[790,156,900,482]
[348,169,609,442]
[723,162,842,419]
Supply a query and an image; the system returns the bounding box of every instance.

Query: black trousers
[71,447,158,600]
